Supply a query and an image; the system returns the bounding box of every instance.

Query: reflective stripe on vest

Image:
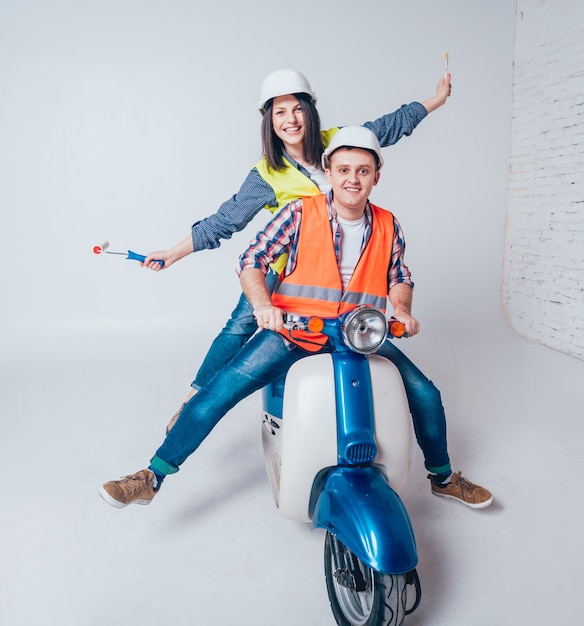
[272,195,395,351]
[275,283,387,310]
[254,127,340,274]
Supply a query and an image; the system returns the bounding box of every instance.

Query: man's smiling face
[325,147,380,220]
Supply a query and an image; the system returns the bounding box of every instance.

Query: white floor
[1,322,583,626]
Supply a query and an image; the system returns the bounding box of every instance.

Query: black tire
[324,532,409,626]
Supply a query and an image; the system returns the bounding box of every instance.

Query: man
[100,127,492,509]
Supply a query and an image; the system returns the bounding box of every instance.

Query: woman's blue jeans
[152,327,451,476]
[192,269,279,390]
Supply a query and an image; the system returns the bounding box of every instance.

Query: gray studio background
[1,1,583,625]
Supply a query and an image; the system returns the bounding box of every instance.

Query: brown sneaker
[429,471,493,509]
[166,402,186,435]
[99,469,157,508]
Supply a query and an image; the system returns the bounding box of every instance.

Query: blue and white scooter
[261,305,421,626]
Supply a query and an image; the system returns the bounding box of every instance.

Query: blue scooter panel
[311,466,418,574]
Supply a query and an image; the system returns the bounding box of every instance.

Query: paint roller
[92,241,164,266]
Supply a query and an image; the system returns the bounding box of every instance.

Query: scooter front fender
[311,466,418,574]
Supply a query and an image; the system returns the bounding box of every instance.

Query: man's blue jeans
[376,340,451,474]
[151,329,451,477]
[151,329,311,474]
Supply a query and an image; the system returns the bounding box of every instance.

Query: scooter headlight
[342,307,388,354]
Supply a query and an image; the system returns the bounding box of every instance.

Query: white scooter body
[262,353,414,524]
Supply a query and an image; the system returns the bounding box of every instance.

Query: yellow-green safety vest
[253,127,340,273]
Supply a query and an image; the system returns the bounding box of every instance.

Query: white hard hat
[258,69,317,113]
[322,126,384,169]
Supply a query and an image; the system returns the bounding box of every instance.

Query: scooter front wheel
[324,532,410,626]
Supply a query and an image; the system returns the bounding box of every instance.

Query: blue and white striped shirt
[191,102,427,251]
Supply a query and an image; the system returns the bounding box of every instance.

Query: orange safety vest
[272,195,395,352]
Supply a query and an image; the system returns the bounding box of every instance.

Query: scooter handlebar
[281,312,408,338]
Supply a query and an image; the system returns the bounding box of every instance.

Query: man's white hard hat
[322,126,384,169]
[258,68,317,114]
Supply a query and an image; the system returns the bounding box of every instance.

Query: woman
[141,68,452,429]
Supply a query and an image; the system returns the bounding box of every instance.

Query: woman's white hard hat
[258,69,317,114]
[322,126,384,169]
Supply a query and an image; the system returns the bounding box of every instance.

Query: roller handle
[127,250,164,266]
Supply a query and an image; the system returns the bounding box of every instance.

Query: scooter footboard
[311,466,418,574]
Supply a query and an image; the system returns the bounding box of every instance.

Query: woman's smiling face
[271,94,305,152]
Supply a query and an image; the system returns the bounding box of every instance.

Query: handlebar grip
[127,250,164,266]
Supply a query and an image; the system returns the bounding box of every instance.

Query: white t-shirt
[337,215,366,289]
[304,164,332,193]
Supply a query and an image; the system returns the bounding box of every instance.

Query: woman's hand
[141,236,194,271]
[421,73,452,114]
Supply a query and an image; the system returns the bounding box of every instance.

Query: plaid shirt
[238,191,413,292]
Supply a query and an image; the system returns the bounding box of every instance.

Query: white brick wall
[503,0,584,359]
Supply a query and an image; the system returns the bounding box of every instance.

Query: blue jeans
[151,330,312,474]
[152,331,451,476]
[376,340,451,474]
[192,269,280,389]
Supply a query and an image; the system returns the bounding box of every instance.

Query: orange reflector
[307,316,325,333]
[389,320,406,337]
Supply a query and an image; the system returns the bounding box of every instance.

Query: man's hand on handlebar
[254,305,284,331]
[393,313,420,337]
